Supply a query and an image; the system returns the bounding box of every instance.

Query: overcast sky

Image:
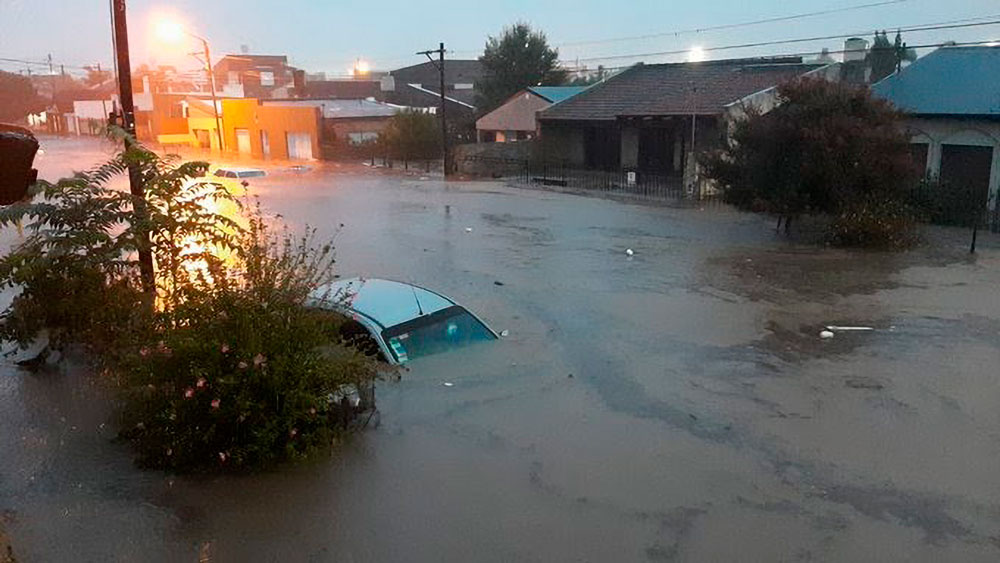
[2,0,998,79]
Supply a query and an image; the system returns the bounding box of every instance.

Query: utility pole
[417,43,449,177]
[112,0,155,293]
[198,37,225,152]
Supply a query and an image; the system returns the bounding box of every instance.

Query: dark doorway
[909,143,929,176]
[638,127,674,172]
[940,144,993,202]
[584,126,620,170]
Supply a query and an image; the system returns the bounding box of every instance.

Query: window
[227,71,241,85]
[348,132,379,145]
[453,83,474,90]
[259,71,275,86]
[382,306,496,363]
[167,102,184,119]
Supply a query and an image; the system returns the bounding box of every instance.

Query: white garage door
[235,128,251,154]
[286,132,313,160]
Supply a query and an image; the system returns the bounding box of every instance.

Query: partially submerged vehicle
[308,277,498,365]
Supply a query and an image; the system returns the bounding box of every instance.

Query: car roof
[311,277,457,329]
[215,167,266,173]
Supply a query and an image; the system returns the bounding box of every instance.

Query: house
[261,98,398,148]
[213,54,295,99]
[297,79,383,101]
[872,45,1000,210]
[384,59,482,109]
[536,58,835,181]
[476,86,587,143]
[221,98,321,160]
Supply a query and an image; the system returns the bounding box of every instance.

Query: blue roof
[528,86,589,103]
[871,46,1000,116]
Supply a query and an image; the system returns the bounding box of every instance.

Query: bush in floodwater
[827,194,920,249]
[0,132,380,472]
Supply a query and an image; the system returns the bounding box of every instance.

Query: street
[2,136,1000,562]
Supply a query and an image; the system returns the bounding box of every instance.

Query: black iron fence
[463,156,723,205]
[907,180,1000,233]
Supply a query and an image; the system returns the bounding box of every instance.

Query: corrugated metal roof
[539,60,824,121]
[528,86,588,103]
[871,46,1000,116]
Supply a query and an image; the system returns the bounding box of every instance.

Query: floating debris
[819,330,835,339]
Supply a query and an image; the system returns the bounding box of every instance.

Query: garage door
[940,144,993,203]
[235,129,251,154]
[286,132,313,160]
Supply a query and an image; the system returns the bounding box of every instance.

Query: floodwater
[2,137,1000,561]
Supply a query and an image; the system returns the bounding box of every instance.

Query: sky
[1,0,999,80]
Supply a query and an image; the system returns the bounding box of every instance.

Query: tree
[476,23,567,113]
[0,71,45,123]
[701,78,919,244]
[868,30,917,83]
[380,109,442,166]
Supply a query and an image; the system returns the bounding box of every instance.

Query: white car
[212,167,267,180]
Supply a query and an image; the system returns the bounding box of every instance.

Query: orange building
[220,99,321,160]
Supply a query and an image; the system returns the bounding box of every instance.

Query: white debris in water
[625,248,634,256]
[442,382,454,387]
[826,325,874,331]
[500,329,510,337]
[819,330,835,339]
[465,227,473,233]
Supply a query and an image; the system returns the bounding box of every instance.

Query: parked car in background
[308,278,498,364]
[212,167,267,180]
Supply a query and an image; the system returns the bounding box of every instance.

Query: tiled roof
[539,60,825,121]
[528,86,589,103]
[262,99,397,119]
[871,46,1000,116]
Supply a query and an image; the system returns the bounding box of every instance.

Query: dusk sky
[2,0,998,78]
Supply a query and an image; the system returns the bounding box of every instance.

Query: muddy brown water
[1,137,999,561]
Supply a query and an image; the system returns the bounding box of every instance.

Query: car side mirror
[0,125,39,205]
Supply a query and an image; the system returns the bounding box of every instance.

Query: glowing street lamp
[155,18,225,152]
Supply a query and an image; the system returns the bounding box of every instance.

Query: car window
[382,305,495,363]
[238,170,266,178]
[339,319,386,361]
[213,170,227,177]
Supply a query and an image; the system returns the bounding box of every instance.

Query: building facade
[476,86,587,143]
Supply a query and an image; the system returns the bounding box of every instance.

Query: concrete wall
[476,91,550,137]
[453,141,535,175]
[905,117,1000,207]
[221,99,321,160]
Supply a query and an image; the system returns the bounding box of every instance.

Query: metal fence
[907,181,1000,233]
[464,156,724,205]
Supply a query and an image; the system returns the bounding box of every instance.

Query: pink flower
[238,361,248,369]
[139,347,150,357]
[218,452,227,462]
[220,344,230,354]
[184,388,194,399]
[309,407,316,415]
[196,377,207,389]
[253,353,266,367]
[210,398,221,409]
[289,428,298,438]
[166,448,173,456]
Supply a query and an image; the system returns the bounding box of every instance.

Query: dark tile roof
[390,60,483,87]
[540,59,826,121]
[301,80,381,100]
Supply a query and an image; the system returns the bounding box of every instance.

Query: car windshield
[237,170,266,178]
[381,305,495,363]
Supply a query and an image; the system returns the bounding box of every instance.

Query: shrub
[827,195,919,249]
[116,214,379,471]
[0,132,379,472]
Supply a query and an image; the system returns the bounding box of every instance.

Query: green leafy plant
[0,131,379,472]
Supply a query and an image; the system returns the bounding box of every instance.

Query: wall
[325,117,392,145]
[476,91,550,135]
[905,116,1000,207]
[221,99,321,160]
[453,141,535,175]
[537,123,587,166]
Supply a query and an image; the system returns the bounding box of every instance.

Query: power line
[565,17,1000,65]
[557,0,912,48]
[561,38,1000,73]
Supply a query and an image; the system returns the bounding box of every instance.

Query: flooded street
[2,137,1000,561]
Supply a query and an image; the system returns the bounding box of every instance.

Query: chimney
[843,38,868,62]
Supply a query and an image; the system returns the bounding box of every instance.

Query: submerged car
[212,167,267,180]
[308,278,498,364]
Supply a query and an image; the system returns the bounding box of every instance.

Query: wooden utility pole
[112,0,155,293]
[417,43,450,177]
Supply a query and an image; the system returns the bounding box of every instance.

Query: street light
[155,19,225,152]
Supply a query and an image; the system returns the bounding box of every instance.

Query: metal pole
[439,43,449,177]
[202,38,225,152]
[112,0,155,293]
